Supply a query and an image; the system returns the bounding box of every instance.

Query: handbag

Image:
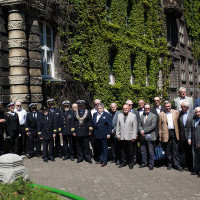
[154,144,165,160]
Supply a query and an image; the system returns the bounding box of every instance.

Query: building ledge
[42,78,66,83]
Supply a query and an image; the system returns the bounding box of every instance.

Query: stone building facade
[0,0,199,110]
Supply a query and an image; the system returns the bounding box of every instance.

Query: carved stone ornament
[9,76,29,85]
[29,25,40,34]
[28,42,41,51]
[8,21,25,31]
[9,57,28,66]
[8,39,27,48]
[31,94,43,102]
[30,77,42,85]
[10,94,30,102]
[29,59,42,68]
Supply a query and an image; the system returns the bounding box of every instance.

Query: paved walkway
[23,158,200,200]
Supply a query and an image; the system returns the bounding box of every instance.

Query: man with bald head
[109,103,121,164]
[179,101,194,171]
[174,87,193,111]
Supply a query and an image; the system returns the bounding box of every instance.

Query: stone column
[8,10,29,110]
[28,18,43,109]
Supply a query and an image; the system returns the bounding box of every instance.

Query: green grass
[0,178,61,200]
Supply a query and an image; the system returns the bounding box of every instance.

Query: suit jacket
[194,98,200,109]
[0,110,5,135]
[174,96,193,111]
[116,112,137,140]
[191,117,200,148]
[138,112,157,141]
[25,111,41,136]
[48,107,61,131]
[178,109,194,141]
[59,110,75,136]
[5,112,20,135]
[110,110,120,135]
[37,112,56,140]
[158,109,179,142]
[72,109,93,137]
[93,111,112,139]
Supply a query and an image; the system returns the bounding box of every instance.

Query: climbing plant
[47,0,173,108]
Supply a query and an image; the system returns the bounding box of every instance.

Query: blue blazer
[93,111,112,139]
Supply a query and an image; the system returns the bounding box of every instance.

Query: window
[130,54,135,85]
[39,22,54,78]
[179,21,184,44]
[187,37,192,48]
[188,60,193,83]
[108,47,117,85]
[180,58,186,83]
[166,14,178,47]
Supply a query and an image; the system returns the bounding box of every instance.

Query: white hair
[179,87,186,92]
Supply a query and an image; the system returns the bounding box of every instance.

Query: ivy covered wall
[58,0,171,108]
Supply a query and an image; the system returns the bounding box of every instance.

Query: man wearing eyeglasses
[14,101,27,155]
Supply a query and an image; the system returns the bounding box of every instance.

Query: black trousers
[72,136,77,158]
[54,133,62,157]
[43,139,54,159]
[19,125,27,155]
[0,134,4,155]
[27,133,41,156]
[63,135,73,158]
[163,130,180,168]
[76,136,91,161]
[9,130,19,154]
[179,140,193,170]
[120,140,134,165]
[140,139,155,168]
[90,134,98,160]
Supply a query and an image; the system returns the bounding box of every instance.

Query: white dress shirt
[96,112,103,122]
[156,106,161,114]
[166,112,174,129]
[14,108,27,125]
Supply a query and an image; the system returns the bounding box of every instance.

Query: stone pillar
[0,7,9,105]
[28,18,43,109]
[8,10,29,110]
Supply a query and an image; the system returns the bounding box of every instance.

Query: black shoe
[35,154,41,158]
[149,167,154,170]
[62,157,68,160]
[115,160,120,165]
[86,160,92,164]
[176,167,183,172]
[139,164,147,168]
[43,158,48,162]
[167,165,172,170]
[129,164,134,169]
[101,163,107,167]
[27,155,34,159]
[58,154,63,158]
[70,157,74,161]
[77,159,83,163]
[191,171,198,175]
[118,164,127,168]
[49,158,55,162]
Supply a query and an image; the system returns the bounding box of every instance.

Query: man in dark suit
[138,103,157,170]
[194,98,200,109]
[93,103,112,167]
[38,106,57,162]
[25,103,42,158]
[5,102,20,154]
[179,101,194,171]
[0,102,5,155]
[191,107,200,177]
[109,103,120,164]
[72,100,93,164]
[47,99,62,158]
[59,100,75,161]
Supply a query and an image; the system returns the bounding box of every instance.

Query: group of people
[0,86,200,177]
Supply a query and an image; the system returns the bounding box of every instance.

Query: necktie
[145,115,148,123]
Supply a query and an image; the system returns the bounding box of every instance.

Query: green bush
[0,178,60,200]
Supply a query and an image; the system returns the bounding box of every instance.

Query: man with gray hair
[191,107,200,177]
[174,87,193,111]
[179,101,194,171]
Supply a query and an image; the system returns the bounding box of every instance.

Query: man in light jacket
[116,104,137,169]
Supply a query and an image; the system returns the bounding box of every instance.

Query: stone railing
[163,0,182,14]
